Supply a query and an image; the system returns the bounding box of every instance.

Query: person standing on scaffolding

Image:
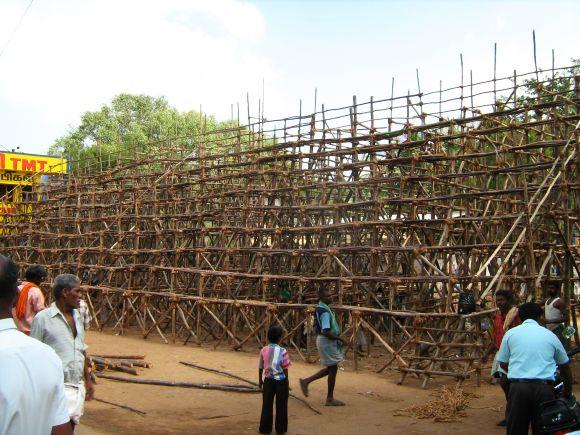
[299,286,346,406]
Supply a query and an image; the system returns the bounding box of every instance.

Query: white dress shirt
[0,318,70,435]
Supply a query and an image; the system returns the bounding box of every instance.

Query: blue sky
[0,0,578,155]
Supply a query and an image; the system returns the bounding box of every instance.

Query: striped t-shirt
[258,343,291,380]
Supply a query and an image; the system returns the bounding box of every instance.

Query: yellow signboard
[0,171,33,185]
[0,152,67,174]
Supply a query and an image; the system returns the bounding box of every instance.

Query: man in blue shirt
[497,302,573,435]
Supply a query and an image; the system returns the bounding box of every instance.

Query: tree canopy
[50,94,241,171]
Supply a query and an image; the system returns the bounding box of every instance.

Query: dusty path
[78,330,506,435]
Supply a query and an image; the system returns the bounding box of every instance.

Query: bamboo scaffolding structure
[1,65,578,388]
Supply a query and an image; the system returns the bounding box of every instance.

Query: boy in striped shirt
[258,326,291,434]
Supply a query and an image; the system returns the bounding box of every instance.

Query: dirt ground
[77,330,508,435]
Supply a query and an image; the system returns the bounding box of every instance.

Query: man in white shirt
[78,298,92,330]
[31,274,95,428]
[543,279,568,346]
[0,255,72,435]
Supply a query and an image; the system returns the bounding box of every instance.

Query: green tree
[497,58,580,117]
[50,94,243,172]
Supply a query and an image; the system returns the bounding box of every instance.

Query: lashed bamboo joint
[1,66,578,388]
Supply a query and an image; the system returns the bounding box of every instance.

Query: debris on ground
[393,386,478,422]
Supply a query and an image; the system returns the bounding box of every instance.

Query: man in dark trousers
[497,302,573,435]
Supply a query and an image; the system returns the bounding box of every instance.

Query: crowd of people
[0,257,348,435]
[0,256,93,435]
[0,252,576,435]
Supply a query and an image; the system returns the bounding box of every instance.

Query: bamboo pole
[95,374,260,393]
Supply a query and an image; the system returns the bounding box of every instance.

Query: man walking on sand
[0,255,72,435]
[300,287,346,406]
[31,274,95,430]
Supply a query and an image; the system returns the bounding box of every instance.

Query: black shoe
[497,420,507,427]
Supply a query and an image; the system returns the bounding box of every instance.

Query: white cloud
[0,0,274,152]
[192,0,266,41]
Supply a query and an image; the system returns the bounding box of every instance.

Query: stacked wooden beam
[91,354,150,376]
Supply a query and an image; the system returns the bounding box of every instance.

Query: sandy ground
[77,330,508,435]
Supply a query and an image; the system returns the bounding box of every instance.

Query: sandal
[325,399,346,406]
